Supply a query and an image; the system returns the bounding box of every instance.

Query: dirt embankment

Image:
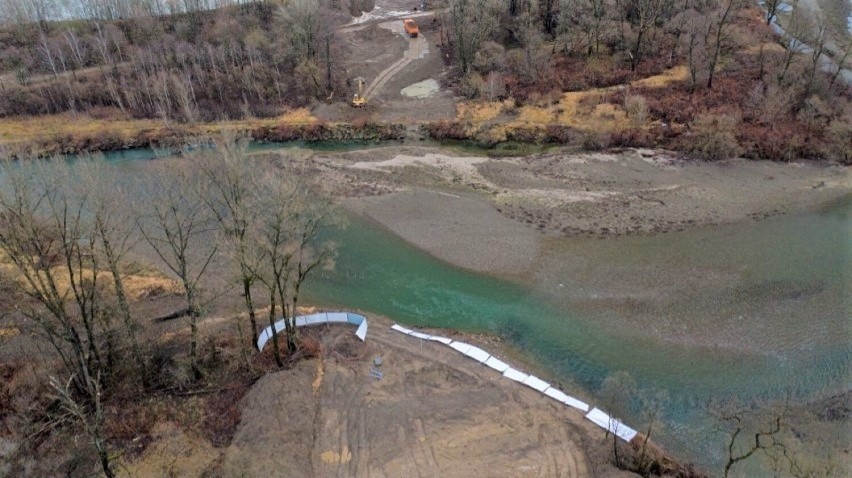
[122,316,639,477]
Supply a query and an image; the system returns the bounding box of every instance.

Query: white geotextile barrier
[257,312,368,351]
[384,324,650,442]
[585,408,638,442]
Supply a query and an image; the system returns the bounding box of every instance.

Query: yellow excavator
[351,77,367,107]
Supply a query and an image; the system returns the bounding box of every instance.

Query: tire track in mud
[308,329,592,478]
[363,32,427,100]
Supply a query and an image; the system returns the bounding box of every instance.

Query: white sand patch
[350,153,498,190]
[350,153,486,175]
[584,152,622,162]
[401,79,440,98]
[348,9,412,25]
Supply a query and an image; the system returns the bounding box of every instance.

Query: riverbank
[117,312,650,477]
[0,111,407,157]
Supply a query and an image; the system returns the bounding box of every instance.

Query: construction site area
[315,0,457,123]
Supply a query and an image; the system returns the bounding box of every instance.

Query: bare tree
[713,400,787,478]
[137,161,219,379]
[77,155,148,383]
[802,9,829,95]
[600,371,638,468]
[706,0,741,89]
[191,133,264,349]
[678,7,708,89]
[448,0,501,73]
[49,374,114,478]
[0,157,114,396]
[628,0,670,71]
[763,0,784,25]
[599,371,670,475]
[249,168,337,365]
[827,38,851,89]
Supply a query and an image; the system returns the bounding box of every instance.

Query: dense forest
[0,0,371,120]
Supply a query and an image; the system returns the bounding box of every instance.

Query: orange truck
[403,19,419,38]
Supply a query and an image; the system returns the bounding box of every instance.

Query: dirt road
[363,23,429,99]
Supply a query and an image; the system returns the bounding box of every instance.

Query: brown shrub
[424,121,468,141]
[624,95,649,126]
[459,72,485,99]
[544,125,580,144]
[202,385,248,447]
[580,129,612,151]
[610,127,661,148]
[683,110,742,160]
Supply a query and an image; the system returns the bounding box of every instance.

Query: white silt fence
[390,323,638,443]
[257,312,368,351]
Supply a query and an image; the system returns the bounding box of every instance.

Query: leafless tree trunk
[49,374,114,478]
[78,155,147,384]
[249,167,338,364]
[714,400,787,478]
[706,0,739,89]
[191,132,264,350]
[137,161,219,379]
[0,157,115,396]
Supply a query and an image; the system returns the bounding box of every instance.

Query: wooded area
[0,0,849,161]
[0,0,354,120]
[434,0,851,161]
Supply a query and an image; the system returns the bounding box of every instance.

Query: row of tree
[0,133,336,476]
[0,0,258,25]
[436,0,850,162]
[0,0,346,119]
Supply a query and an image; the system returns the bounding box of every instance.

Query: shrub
[685,111,742,160]
[581,129,611,150]
[825,117,852,164]
[473,41,506,74]
[624,94,649,126]
[424,121,468,140]
[459,72,485,99]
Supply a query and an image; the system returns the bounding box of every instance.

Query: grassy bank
[0,108,406,157]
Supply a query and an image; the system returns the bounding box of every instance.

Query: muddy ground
[121,315,634,478]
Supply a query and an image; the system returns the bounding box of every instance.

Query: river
[6,143,850,474]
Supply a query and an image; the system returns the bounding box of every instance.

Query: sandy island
[268,145,849,277]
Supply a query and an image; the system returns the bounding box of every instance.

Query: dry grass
[457,101,504,124]
[456,66,687,138]
[0,108,320,152]
[630,65,689,88]
[3,260,179,301]
[0,327,20,340]
[0,114,163,145]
